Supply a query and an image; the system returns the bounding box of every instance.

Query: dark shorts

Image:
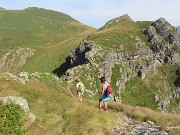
[77,90,83,97]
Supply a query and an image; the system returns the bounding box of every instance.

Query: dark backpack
[104,85,113,97]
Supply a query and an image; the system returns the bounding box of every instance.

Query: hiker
[99,77,111,111]
[76,78,84,102]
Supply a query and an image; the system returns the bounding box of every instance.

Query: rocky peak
[145,17,180,46]
[101,14,134,28]
[151,18,176,38]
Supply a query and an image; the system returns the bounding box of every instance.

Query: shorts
[77,90,83,97]
[101,95,110,102]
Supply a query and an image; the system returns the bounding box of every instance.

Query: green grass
[21,37,84,73]
[87,21,152,52]
[1,77,180,134]
[0,7,96,74]
[0,78,116,135]
[0,7,95,58]
[121,64,180,112]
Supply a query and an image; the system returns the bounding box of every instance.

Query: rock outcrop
[144,18,180,65]
[68,39,99,67]
[0,48,35,71]
[112,114,168,135]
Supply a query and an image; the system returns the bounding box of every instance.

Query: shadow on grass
[52,57,70,77]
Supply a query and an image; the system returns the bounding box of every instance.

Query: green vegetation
[0,101,25,134]
[121,64,180,112]
[88,21,152,52]
[0,7,93,54]
[1,7,180,134]
[0,78,116,135]
[0,7,95,73]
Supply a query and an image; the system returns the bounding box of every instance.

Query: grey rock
[152,18,174,38]
[69,39,98,67]
[157,98,170,112]
[154,95,159,102]
[168,33,180,46]
[0,96,29,112]
[0,48,35,71]
[165,52,180,64]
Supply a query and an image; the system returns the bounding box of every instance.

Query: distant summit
[177,26,180,32]
[101,14,134,29]
[0,7,5,10]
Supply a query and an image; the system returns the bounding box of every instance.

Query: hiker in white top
[76,78,84,102]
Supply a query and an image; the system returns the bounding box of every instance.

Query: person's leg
[104,101,108,111]
[99,99,102,109]
[80,95,82,102]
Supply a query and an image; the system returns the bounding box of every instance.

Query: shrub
[0,101,25,134]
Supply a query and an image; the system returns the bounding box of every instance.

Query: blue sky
[0,0,179,28]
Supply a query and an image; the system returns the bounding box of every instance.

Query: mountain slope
[62,15,180,113]
[0,7,96,73]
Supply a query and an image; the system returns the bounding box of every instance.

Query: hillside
[62,15,180,113]
[1,73,180,134]
[0,7,96,73]
[1,9,180,134]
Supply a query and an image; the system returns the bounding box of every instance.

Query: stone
[0,48,35,71]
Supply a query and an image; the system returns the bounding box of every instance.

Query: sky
[0,0,179,28]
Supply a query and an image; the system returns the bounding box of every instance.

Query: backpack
[79,82,85,93]
[104,84,113,97]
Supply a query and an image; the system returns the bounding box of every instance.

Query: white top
[76,82,81,89]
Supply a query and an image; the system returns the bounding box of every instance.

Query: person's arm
[76,83,79,90]
[99,84,105,99]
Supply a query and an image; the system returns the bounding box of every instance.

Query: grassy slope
[121,64,180,112]
[0,78,116,135]
[0,7,96,73]
[0,77,180,134]
[88,21,152,50]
